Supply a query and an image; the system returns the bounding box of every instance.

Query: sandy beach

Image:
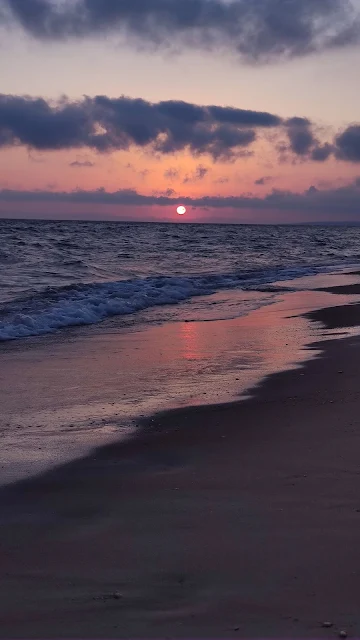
[5,0,360,633]
[1,279,347,487]
[0,281,360,637]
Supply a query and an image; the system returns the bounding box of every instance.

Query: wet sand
[308,300,360,329]
[2,286,360,636]
[1,283,351,486]
[317,284,360,295]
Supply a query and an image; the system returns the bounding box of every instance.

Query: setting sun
[177,206,186,215]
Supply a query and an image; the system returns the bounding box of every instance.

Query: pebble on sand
[322,622,333,628]
[338,632,347,639]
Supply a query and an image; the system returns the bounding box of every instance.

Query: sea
[2,219,360,485]
[1,219,360,341]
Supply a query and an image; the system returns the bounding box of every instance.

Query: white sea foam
[0,275,236,340]
[0,265,337,341]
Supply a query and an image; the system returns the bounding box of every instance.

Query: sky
[2,0,360,223]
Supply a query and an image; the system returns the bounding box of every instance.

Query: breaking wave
[0,264,335,341]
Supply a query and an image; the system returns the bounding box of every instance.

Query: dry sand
[2,291,360,636]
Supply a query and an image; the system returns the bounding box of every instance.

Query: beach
[1,279,360,636]
[5,0,360,633]
[0,270,357,487]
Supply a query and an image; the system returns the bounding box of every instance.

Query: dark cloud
[183,164,209,183]
[255,176,273,185]
[4,179,360,218]
[0,93,280,160]
[1,92,359,166]
[0,94,90,150]
[285,117,315,156]
[195,165,209,180]
[286,117,311,127]
[208,106,281,127]
[164,167,180,181]
[214,176,229,184]
[311,143,334,162]
[155,188,176,197]
[335,125,360,162]
[284,118,335,162]
[69,160,95,167]
[3,0,359,62]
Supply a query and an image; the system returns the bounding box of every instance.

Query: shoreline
[2,269,360,487]
[2,294,357,498]
[2,290,360,635]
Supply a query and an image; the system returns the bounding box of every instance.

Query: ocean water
[1,220,360,342]
[3,219,360,484]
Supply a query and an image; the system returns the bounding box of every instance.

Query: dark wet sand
[317,284,360,295]
[2,301,360,637]
[308,301,360,328]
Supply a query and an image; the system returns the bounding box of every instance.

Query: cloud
[4,179,360,218]
[1,92,360,165]
[3,0,360,63]
[285,117,314,156]
[0,93,283,160]
[311,143,334,162]
[69,160,95,167]
[255,176,273,185]
[153,188,177,197]
[164,167,180,181]
[208,106,281,126]
[283,118,336,162]
[183,164,209,183]
[335,125,360,162]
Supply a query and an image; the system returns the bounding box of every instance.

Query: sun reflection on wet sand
[179,321,206,361]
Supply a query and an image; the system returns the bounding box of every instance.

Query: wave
[0,264,343,341]
[0,249,18,265]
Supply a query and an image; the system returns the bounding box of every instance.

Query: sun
[177,206,186,215]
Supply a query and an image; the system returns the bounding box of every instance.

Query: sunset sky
[2,0,360,222]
